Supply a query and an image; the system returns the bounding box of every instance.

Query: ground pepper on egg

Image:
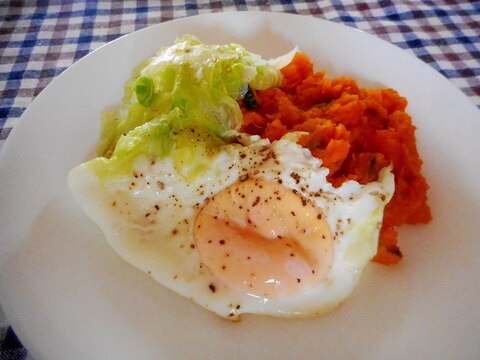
[240,53,432,265]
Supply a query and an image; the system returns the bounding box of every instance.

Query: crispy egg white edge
[68,136,394,319]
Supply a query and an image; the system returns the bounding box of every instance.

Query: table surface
[0,1,479,358]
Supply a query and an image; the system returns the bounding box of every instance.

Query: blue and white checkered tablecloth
[0,1,479,358]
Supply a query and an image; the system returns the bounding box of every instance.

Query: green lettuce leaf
[89,108,225,181]
[91,35,296,181]
[97,35,286,158]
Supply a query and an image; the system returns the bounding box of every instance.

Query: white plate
[1,12,479,360]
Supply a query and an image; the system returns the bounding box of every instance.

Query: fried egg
[68,135,394,320]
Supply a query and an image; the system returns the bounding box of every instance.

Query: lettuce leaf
[91,35,295,181]
[90,108,225,181]
[97,35,287,158]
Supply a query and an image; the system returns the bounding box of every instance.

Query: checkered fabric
[0,0,479,357]
[0,318,30,360]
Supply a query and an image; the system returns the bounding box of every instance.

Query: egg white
[68,135,394,320]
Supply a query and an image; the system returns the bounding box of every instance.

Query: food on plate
[68,35,428,320]
[240,53,431,264]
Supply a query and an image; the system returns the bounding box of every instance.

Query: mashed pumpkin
[240,53,431,265]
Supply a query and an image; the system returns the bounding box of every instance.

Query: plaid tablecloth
[0,1,479,358]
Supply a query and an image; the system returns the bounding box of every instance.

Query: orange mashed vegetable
[240,53,431,265]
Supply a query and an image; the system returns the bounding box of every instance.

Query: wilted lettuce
[91,35,290,180]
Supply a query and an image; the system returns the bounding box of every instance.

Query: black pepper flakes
[290,172,301,184]
[252,196,261,207]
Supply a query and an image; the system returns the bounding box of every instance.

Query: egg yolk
[193,178,333,298]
